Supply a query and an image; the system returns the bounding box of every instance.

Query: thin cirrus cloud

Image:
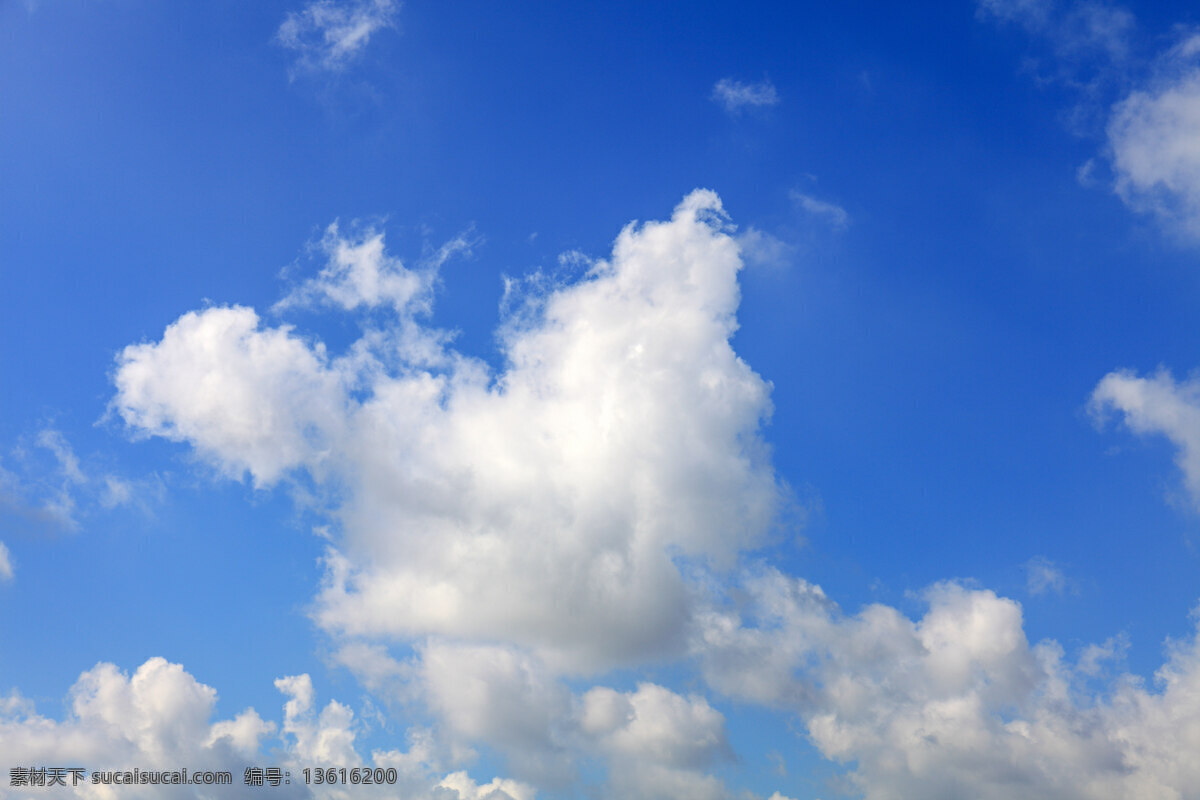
[711,77,780,114]
[1024,555,1069,596]
[0,428,149,535]
[791,190,850,230]
[976,0,1052,29]
[977,0,1133,61]
[276,0,398,75]
[82,193,1200,798]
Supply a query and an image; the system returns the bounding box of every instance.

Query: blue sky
[4,1,1200,798]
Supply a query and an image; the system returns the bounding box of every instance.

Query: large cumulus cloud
[113,190,784,673]
[91,192,1200,798]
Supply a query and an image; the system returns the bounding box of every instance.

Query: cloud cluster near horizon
[0,656,535,800]
[9,572,1200,799]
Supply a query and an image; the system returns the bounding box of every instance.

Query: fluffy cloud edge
[1091,366,1200,510]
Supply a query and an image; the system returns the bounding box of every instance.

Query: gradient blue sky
[3,2,1200,799]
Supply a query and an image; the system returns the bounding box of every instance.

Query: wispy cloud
[0,428,157,533]
[977,0,1133,63]
[277,0,398,76]
[1025,555,1069,595]
[735,227,795,269]
[711,78,779,114]
[0,541,12,581]
[791,190,850,230]
[976,0,1053,29]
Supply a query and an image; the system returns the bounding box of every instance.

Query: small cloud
[35,429,86,485]
[99,476,133,509]
[556,249,593,270]
[1025,555,1068,596]
[712,77,780,114]
[277,0,398,76]
[0,540,12,581]
[1077,632,1130,677]
[277,223,427,315]
[1,429,157,532]
[1108,34,1200,239]
[736,227,795,269]
[1091,367,1200,511]
[1076,157,1099,186]
[791,190,850,230]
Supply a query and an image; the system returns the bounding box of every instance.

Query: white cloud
[791,191,850,230]
[1077,633,1130,677]
[736,227,796,269]
[277,0,398,75]
[100,475,135,509]
[1090,367,1200,509]
[437,771,535,800]
[116,191,786,674]
[112,306,350,487]
[1108,35,1200,237]
[277,222,430,314]
[712,78,780,114]
[418,641,575,786]
[696,568,1200,800]
[0,656,531,800]
[415,639,736,797]
[581,682,732,800]
[275,673,361,766]
[12,590,1200,800]
[111,192,791,795]
[0,540,12,581]
[275,222,474,316]
[107,191,1200,799]
[979,2,1200,237]
[0,658,272,798]
[1025,555,1068,595]
[333,638,738,797]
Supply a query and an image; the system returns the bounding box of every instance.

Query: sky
[3,0,1200,798]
